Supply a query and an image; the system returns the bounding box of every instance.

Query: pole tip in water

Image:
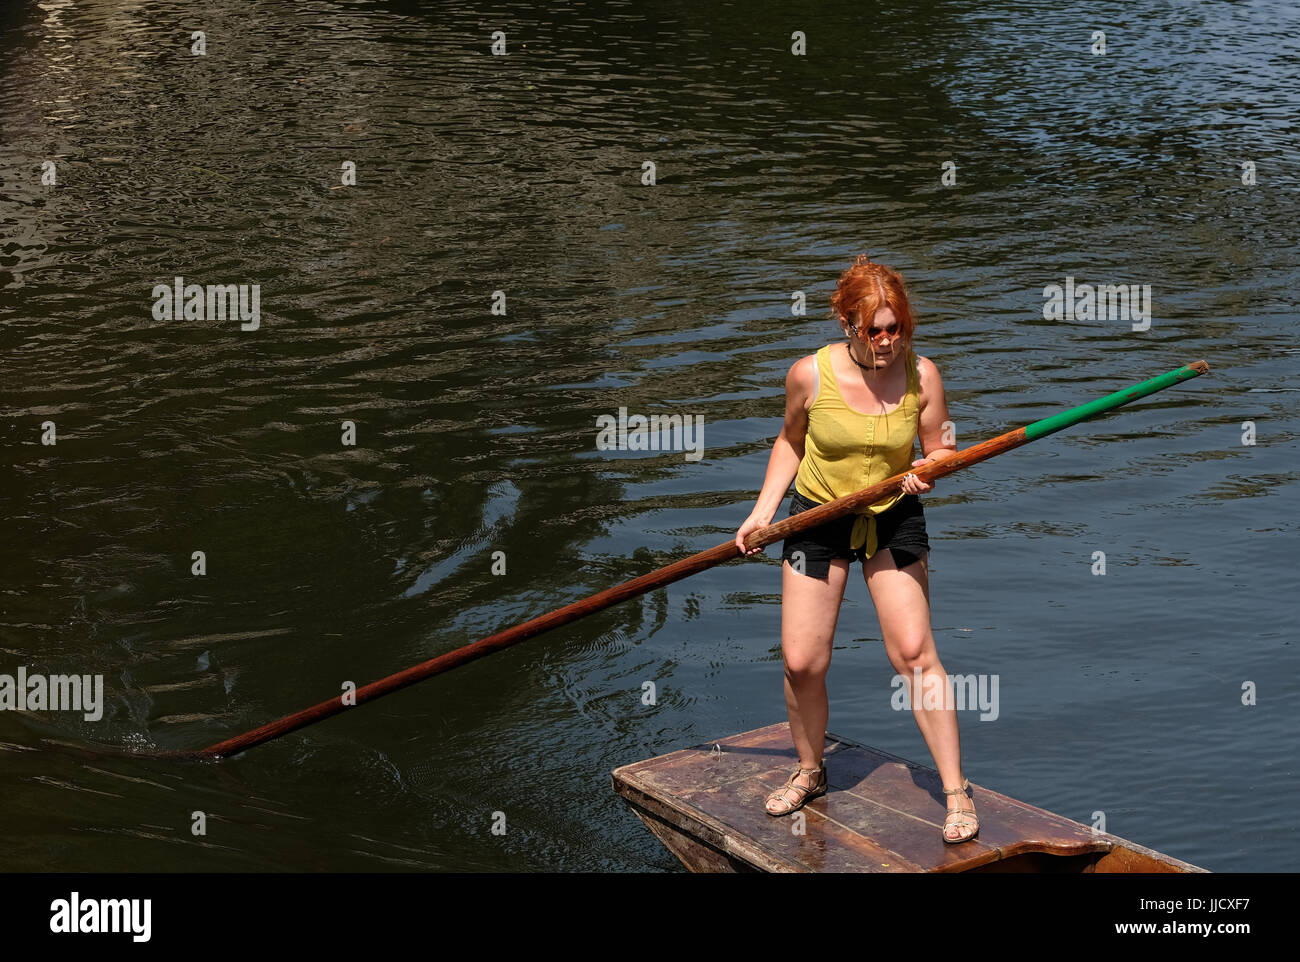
[1188,359,1210,375]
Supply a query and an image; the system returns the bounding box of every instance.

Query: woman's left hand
[902,458,935,495]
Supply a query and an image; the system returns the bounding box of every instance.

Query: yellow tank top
[793,343,921,557]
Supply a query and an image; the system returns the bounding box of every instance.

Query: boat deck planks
[612,722,1206,873]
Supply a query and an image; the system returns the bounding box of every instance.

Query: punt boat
[612,722,1206,873]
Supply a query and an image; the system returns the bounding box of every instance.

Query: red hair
[828,255,917,357]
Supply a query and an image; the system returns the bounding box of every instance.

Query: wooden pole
[190,359,1209,759]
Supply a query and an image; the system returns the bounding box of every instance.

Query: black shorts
[780,489,930,579]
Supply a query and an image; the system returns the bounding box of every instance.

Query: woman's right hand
[735,514,772,557]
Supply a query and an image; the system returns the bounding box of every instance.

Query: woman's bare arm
[735,355,815,554]
[902,354,955,494]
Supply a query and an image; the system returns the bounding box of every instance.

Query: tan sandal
[942,778,979,843]
[765,762,827,816]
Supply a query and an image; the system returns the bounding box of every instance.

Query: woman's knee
[888,636,937,674]
[782,647,831,683]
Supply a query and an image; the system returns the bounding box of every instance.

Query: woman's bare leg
[770,557,849,811]
[862,551,975,839]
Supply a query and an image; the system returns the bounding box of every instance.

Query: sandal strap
[942,784,978,840]
[766,765,827,812]
[785,770,825,791]
[767,788,805,811]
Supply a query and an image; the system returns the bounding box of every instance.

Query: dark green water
[1,0,1296,871]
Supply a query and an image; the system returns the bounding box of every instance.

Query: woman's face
[844,305,903,370]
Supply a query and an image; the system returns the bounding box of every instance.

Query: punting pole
[187,359,1209,759]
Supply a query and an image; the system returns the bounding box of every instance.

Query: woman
[734,255,977,843]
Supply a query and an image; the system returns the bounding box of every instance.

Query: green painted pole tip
[1023,359,1211,442]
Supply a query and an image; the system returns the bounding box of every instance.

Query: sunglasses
[849,319,901,344]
